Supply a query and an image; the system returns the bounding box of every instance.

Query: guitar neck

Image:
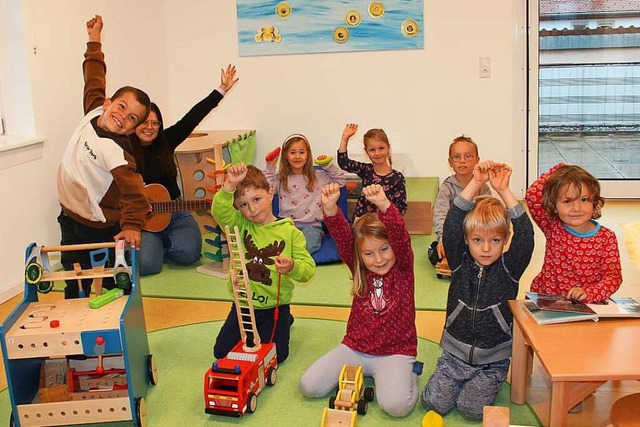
[151,199,211,214]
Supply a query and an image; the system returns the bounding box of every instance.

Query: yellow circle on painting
[401,19,419,37]
[276,2,292,19]
[345,10,361,27]
[368,1,385,18]
[333,27,350,44]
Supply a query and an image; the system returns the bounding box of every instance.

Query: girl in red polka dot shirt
[525,163,622,303]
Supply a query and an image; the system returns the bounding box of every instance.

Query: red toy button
[49,320,60,328]
[96,336,105,345]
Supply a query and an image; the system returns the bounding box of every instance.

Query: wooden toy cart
[0,242,156,427]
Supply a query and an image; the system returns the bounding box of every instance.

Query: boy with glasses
[428,135,491,266]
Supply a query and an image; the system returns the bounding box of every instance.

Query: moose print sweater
[212,188,316,309]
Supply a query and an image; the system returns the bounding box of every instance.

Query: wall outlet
[479,57,491,78]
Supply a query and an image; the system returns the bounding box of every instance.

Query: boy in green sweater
[211,163,316,363]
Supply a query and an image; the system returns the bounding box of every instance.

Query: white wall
[0,0,169,300]
[163,0,526,185]
[0,0,526,300]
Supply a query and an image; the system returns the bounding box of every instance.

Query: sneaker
[422,410,444,427]
[569,401,583,413]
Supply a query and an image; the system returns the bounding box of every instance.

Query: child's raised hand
[265,146,281,164]
[274,256,294,274]
[472,161,495,184]
[86,15,103,42]
[363,184,391,212]
[488,162,512,192]
[220,64,239,92]
[342,123,358,142]
[225,163,248,186]
[314,154,333,167]
[321,183,341,216]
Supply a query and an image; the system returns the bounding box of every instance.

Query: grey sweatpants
[421,350,510,421]
[299,343,419,417]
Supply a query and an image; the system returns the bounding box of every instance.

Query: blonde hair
[363,128,392,167]
[278,134,316,192]
[463,197,510,239]
[541,164,605,220]
[351,213,391,297]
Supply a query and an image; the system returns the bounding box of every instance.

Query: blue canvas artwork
[237,0,424,56]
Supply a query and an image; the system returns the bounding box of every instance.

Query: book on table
[523,292,640,325]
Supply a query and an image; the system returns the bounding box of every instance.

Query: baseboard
[0,280,23,304]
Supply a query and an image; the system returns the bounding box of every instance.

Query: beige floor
[1,200,639,426]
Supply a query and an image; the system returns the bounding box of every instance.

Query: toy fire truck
[203,226,278,417]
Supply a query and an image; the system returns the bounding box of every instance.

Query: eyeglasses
[450,153,475,162]
[142,120,162,129]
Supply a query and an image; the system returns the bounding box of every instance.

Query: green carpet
[52,235,452,311]
[1,319,540,426]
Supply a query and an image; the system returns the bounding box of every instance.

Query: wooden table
[509,299,640,427]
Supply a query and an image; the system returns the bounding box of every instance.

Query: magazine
[524,292,640,325]
[523,300,599,325]
[525,292,596,315]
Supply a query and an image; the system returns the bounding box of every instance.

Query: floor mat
[1,319,541,427]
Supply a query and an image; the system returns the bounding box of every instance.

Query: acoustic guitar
[143,183,211,232]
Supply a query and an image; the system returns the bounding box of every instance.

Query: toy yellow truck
[330,365,374,414]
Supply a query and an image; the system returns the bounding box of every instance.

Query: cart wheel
[135,397,147,427]
[364,386,375,402]
[9,411,15,427]
[357,398,368,415]
[328,395,336,409]
[37,281,53,294]
[436,274,443,279]
[266,367,277,386]
[147,354,158,385]
[115,271,131,289]
[246,393,257,414]
[25,261,43,284]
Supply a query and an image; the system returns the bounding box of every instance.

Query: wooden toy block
[483,406,510,427]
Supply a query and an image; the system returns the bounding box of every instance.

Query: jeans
[139,211,202,276]
[299,224,323,254]
[421,351,510,421]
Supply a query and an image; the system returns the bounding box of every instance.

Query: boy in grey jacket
[428,136,490,265]
[421,161,534,424]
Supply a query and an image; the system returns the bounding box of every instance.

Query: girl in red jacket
[299,183,418,417]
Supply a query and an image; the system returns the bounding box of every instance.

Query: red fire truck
[203,225,279,417]
[204,340,277,417]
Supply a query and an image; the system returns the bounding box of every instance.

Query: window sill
[0,135,46,169]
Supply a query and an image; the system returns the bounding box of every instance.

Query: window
[0,0,41,154]
[530,1,640,198]
[572,21,588,30]
[597,20,615,29]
